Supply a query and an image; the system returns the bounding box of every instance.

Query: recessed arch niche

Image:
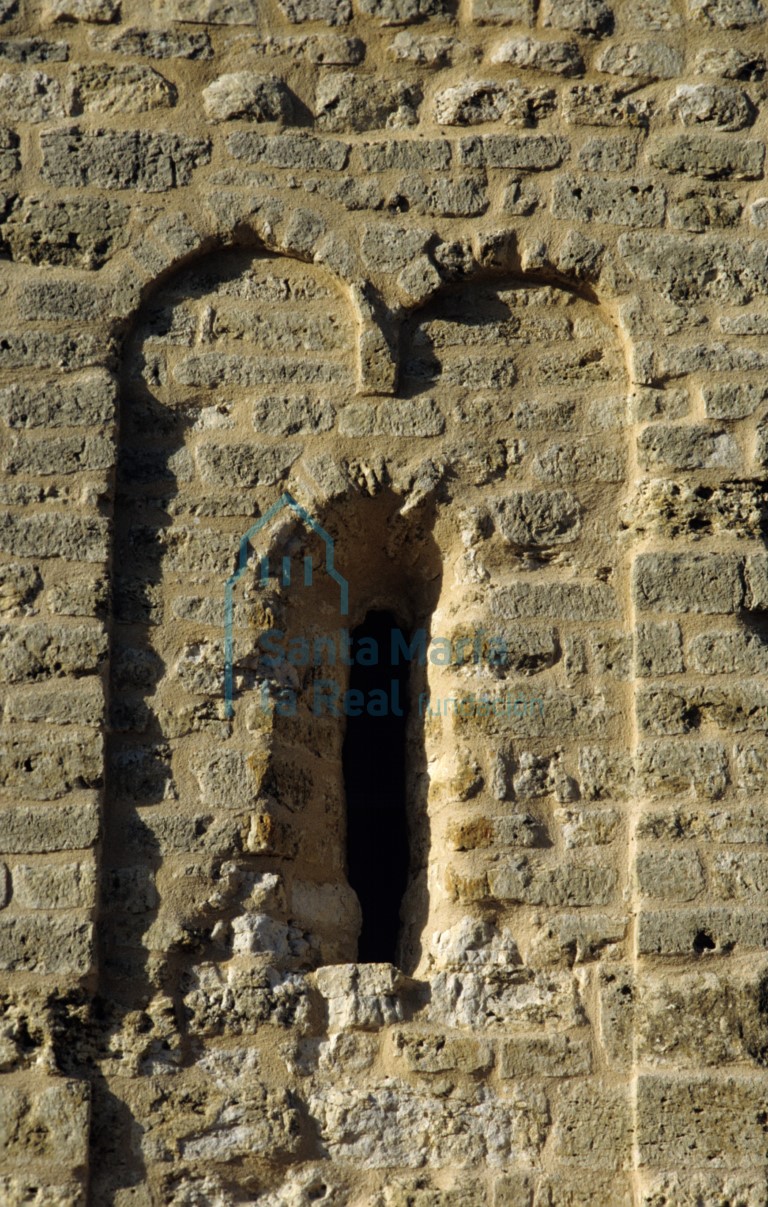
[97,246,633,1196]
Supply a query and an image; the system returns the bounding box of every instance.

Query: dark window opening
[343,609,410,965]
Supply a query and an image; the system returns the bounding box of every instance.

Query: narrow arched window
[342,610,410,964]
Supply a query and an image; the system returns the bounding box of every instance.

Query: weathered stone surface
[0,69,65,121]
[641,1173,768,1206]
[0,732,102,800]
[169,0,260,20]
[499,1032,591,1076]
[649,133,765,179]
[564,83,652,125]
[315,71,420,130]
[577,135,637,170]
[203,72,293,122]
[668,83,754,130]
[550,1084,631,1168]
[639,739,729,799]
[0,802,100,853]
[637,1075,768,1165]
[0,37,69,60]
[596,41,683,78]
[0,915,93,972]
[637,423,739,469]
[90,25,213,56]
[0,1081,90,1165]
[357,0,448,23]
[638,907,768,953]
[459,133,569,168]
[633,553,742,613]
[0,622,107,682]
[541,0,613,34]
[45,0,119,19]
[72,62,176,112]
[552,174,665,226]
[310,1080,548,1165]
[2,196,130,268]
[489,35,584,75]
[0,370,117,427]
[688,0,766,25]
[228,130,349,169]
[41,128,211,190]
[12,860,98,908]
[471,0,534,22]
[277,0,351,20]
[694,46,766,76]
[0,125,17,180]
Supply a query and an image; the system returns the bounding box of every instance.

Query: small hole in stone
[692,929,716,953]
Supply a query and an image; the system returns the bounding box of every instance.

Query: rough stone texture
[0,0,766,1199]
[203,72,293,123]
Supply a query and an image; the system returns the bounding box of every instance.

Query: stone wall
[1,0,768,1202]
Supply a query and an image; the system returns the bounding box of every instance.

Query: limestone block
[649,134,765,179]
[541,0,613,34]
[309,1080,549,1166]
[357,0,448,23]
[488,36,584,75]
[315,964,414,1030]
[552,174,665,227]
[471,0,534,22]
[577,135,637,170]
[639,739,728,799]
[550,1083,631,1168]
[688,0,766,24]
[0,70,65,121]
[0,915,93,973]
[12,860,97,909]
[2,197,130,268]
[0,802,100,854]
[0,1080,90,1166]
[458,133,569,168]
[202,72,293,122]
[596,41,683,78]
[632,553,742,614]
[637,967,768,1067]
[394,1029,494,1074]
[668,83,754,130]
[90,26,213,56]
[72,63,176,113]
[637,906,768,954]
[46,0,119,18]
[637,1075,768,1165]
[499,1032,592,1077]
[41,128,211,191]
[428,969,586,1029]
[635,848,705,900]
[564,83,653,125]
[641,1173,768,1206]
[315,71,420,130]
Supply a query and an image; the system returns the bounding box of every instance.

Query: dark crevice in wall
[343,609,411,965]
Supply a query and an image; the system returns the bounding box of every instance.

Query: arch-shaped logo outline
[224,491,349,719]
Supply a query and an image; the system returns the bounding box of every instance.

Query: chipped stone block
[203,72,293,122]
[72,63,176,113]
